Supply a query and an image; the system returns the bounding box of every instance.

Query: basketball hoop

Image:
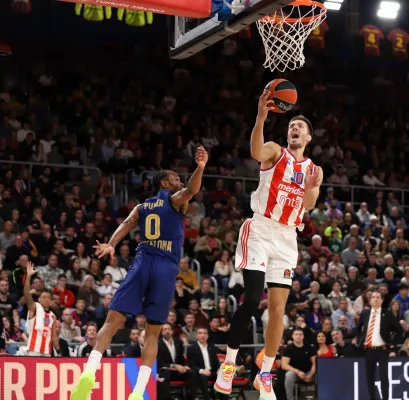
[256,0,327,72]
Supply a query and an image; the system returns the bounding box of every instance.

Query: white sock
[260,355,275,374]
[86,350,102,373]
[133,365,152,394]
[225,347,239,364]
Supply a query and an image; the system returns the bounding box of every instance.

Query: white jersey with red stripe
[26,302,56,356]
[251,147,315,227]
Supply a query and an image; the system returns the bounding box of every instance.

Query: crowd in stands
[1,31,409,399]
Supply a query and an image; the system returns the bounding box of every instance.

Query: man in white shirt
[187,328,228,400]
[355,290,404,400]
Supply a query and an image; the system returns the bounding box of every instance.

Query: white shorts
[235,213,298,287]
[27,351,51,357]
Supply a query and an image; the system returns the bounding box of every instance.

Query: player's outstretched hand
[195,146,208,168]
[258,90,276,121]
[304,166,323,190]
[26,261,38,277]
[94,240,115,259]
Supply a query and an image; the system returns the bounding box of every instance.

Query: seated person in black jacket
[187,328,228,400]
[158,323,194,400]
[124,327,142,357]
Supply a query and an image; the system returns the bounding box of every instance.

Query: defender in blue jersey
[71,147,208,400]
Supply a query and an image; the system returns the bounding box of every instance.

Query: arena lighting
[377,1,400,19]
[324,1,342,11]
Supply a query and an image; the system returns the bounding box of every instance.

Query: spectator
[88,258,103,285]
[308,235,331,264]
[177,257,199,293]
[344,267,366,300]
[283,304,298,330]
[77,323,108,357]
[292,264,311,292]
[282,328,316,400]
[194,278,215,313]
[74,242,91,270]
[353,288,373,316]
[356,203,371,226]
[331,298,355,330]
[213,250,233,295]
[326,199,343,219]
[187,299,209,328]
[331,329,358,357]
[208,316,228,350]
[311,253,329,280]
[287,280,309,314]
[181,313,198,344]
[398,338,409,357]
[215,297,232,322]
[77,275,100,312]
[393,282,409,314]
[37,254,64,290]
[0,221,15,261]
[327,252,347,281]
[66,257,86,293]
[187,327,227,400]
[308,281,333,314]
[310,200,329,224]
[124,328,142,357]
[336,315,355,340]
[341,237,360,267]
[104,256,127,284]
[97,273,118,298]
[388,206,408,232]
[93,293,113,329]
[328,230,343,253]
[306,299,325,332]
[383,267,400,296]
[72,299,89,332]
[4,235,29,270]
[52,274,75,308]
[321,318,334,344]
[184,216,200,256]
[174,277,192,311]
[2,316,28,342]
[362,169,385,187]
[118,244,133,271]
[316,331,336,358]
[59,308,83,342]
[0,279,20,328]
[194,225,222,274]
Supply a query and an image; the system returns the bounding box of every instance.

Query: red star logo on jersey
[260,262,265,267]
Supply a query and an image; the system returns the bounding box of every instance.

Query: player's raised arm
[24,261,38,319]
[250,91,281,164]
[303,165,323,210]
[95,205,141,258]
[171,146,208,208]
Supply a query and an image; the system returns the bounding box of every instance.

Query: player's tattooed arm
[107,204,141,248]
[171,146,208,209]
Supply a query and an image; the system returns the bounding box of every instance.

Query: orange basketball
[265,79,297,113]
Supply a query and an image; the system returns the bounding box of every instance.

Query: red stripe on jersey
[28,317,37,352]
[238,220,252,269]
[264,155,287,218]
[241,221,253,269]
[279,162,303,225]
[39,313,49,354]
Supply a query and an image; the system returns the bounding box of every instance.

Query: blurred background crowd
[1,6,409,398]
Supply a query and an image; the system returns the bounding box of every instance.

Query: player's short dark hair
[152,170,169,193]
[57,274,67,280]
[290,115,313,136]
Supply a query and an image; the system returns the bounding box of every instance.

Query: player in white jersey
[24,261,60,357]
[214,90,322,399]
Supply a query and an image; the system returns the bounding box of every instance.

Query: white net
[256,1,326,72]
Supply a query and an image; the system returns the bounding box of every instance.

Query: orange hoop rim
[259,0,327,24]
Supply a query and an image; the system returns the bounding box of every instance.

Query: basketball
[265,79,298,113]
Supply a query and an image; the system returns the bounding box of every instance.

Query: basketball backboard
[169,0,293,59]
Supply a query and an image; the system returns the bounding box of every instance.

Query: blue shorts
[109,252,179,324]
